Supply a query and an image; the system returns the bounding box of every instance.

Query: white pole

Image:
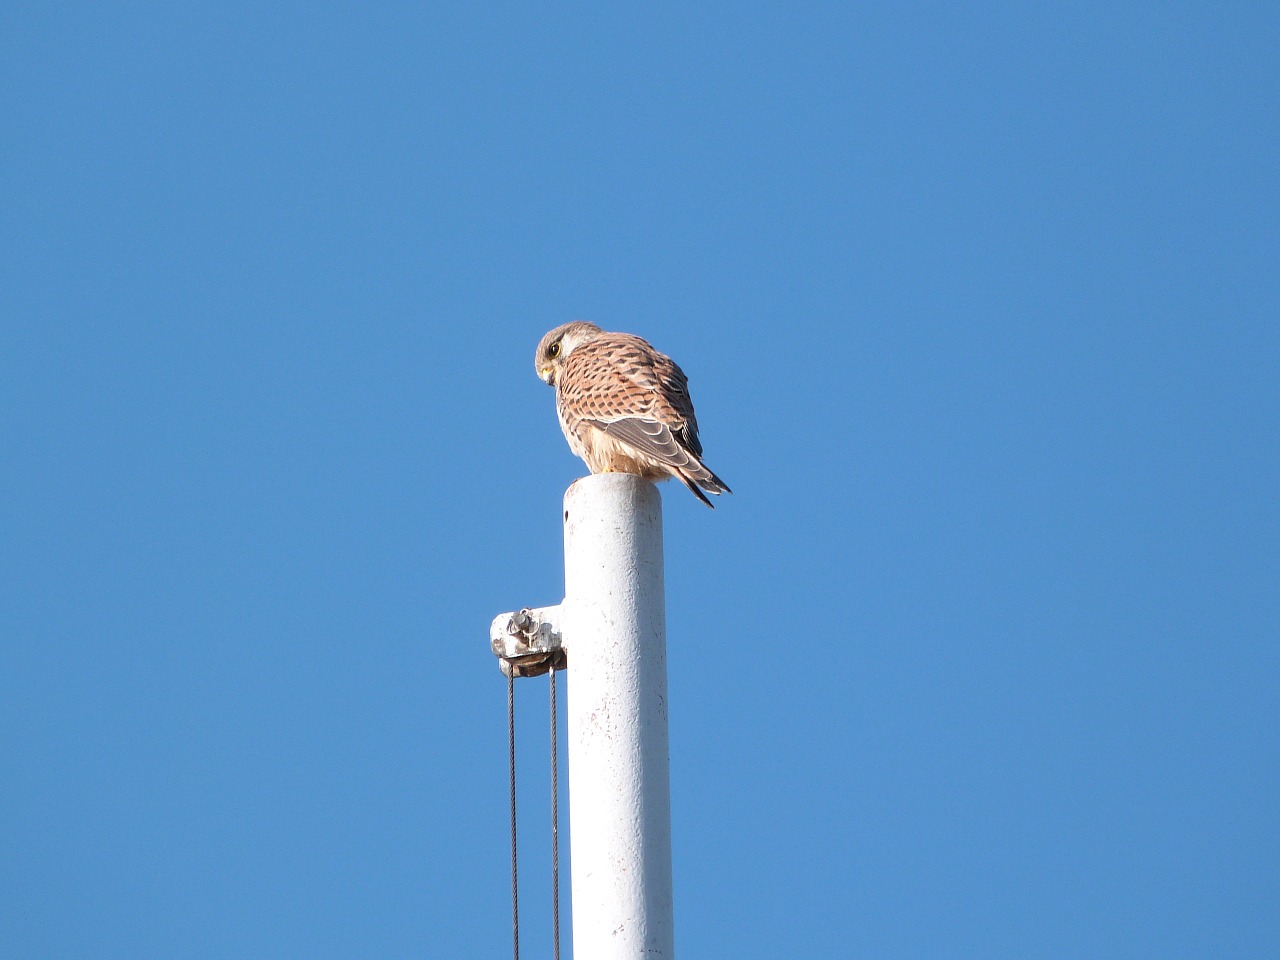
[563,473,675,960]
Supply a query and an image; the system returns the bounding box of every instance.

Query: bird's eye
[548,341,562,359]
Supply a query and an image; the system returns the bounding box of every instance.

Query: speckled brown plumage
[534,321,731,508]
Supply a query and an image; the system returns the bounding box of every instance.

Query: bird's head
[535,321,603,386]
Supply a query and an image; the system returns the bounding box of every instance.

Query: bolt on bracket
[490,604,566,678]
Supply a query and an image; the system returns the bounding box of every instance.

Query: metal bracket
[490,604,567,678]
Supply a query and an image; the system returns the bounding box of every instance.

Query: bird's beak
[538,365,555,385]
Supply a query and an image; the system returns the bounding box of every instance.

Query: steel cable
[550,666,561,960]
[508,670,519,960]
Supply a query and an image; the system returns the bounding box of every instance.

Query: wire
[550,666,561,960]
[507,659,562,960]
[508,669,519,960]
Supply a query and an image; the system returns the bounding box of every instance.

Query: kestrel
[535,322,731,508]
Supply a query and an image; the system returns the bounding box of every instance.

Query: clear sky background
[3,3,1277,957]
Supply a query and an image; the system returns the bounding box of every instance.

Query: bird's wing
[588,417,700,469]
[562,334,705,453]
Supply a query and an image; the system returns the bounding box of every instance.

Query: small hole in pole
[564,510,569,521]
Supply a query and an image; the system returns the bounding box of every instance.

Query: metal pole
[563,473,675,960]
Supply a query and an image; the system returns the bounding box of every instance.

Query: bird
[535,321,731,508]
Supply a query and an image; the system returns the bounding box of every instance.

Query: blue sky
[2,2,1277,957]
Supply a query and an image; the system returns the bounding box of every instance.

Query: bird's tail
[677,460,731,509]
